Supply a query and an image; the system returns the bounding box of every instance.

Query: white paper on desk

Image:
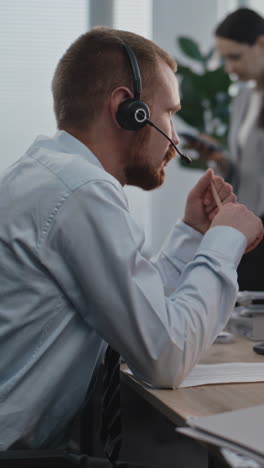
[179,362,264,388]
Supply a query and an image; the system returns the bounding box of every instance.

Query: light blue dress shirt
[0,130,246,450]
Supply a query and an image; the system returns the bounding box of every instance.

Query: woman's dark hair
[216,8,264,128]
[215,8,264,45]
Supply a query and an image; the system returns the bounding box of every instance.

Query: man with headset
[0,27,263,467]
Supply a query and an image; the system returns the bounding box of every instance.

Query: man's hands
[183,168,264,253]
[182,168,236,234]
[211,203,264,253]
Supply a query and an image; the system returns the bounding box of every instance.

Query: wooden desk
[121,337,264,427]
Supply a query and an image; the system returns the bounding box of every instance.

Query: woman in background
[187,8,264,291]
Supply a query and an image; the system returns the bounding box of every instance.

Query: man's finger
[192,168,214,197]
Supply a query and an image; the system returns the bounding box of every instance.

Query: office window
[0,0,88,171]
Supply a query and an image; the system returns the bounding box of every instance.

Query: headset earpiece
[116,44,150,131]
[116,98,150,131]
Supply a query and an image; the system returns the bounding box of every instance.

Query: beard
[124,128,176,190]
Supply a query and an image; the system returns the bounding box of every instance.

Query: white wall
[248,0,264,15]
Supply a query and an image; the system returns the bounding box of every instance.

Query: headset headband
[122,44,142,101]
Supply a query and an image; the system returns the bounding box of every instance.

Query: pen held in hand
[210,182,222,210]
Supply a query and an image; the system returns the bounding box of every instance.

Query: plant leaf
[174,36,234,153]
[178,37,204,62]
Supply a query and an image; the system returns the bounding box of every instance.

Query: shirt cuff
[196,226,247,269]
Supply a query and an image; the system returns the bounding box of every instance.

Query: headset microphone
[146,117,192,165]
[116,43,192,165]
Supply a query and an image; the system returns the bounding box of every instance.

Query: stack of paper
[179,362,264,388]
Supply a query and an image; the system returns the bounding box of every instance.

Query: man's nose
[170,119,179,146]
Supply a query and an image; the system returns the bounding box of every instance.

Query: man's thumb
[195,168,214,195]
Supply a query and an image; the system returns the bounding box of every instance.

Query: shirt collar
[53,130,104,170]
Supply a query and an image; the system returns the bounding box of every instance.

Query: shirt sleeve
[39,179,246,389]
[151,220,203,295]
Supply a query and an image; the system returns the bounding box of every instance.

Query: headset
[116,44,192,165]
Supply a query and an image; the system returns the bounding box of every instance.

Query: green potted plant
[175,36,233,169]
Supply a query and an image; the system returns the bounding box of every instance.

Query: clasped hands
[182,168,264,253]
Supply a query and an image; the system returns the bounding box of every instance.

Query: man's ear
[256,35,264,49]
[110,87,133,128]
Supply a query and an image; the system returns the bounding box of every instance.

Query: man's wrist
[181,217,205,235]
